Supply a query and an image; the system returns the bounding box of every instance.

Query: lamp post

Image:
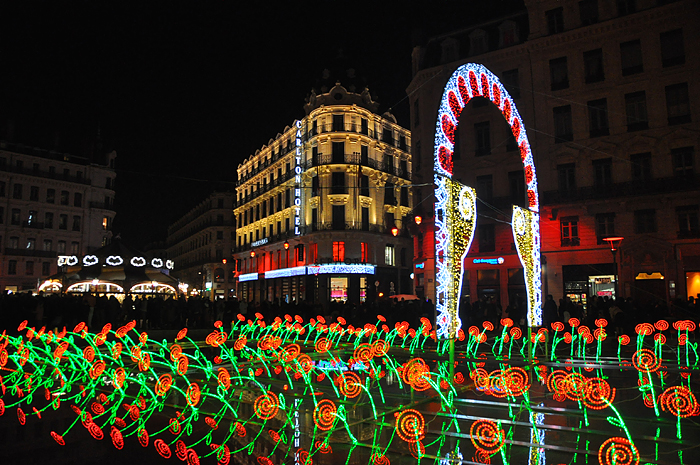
[603,236,624,300]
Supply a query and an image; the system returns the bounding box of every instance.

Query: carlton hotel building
[233,83,413,306]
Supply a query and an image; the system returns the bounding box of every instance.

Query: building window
[660,29,684,67]
[0,181,5,197]
[385,244,395,266]
[333,114,344,132]
[102,217,109,230]
[361,243,369,263]
[26,238,35,250]
[46,189,55,204]
[596,213,616,244]
[332,205,345,230]
[561,217,580,246]
[382,127,393,145]
[0,207,3,224]
[400,186,409,206]
[25,261,34,276]
[384,182,396,205]
[478,224,496,252]
[359,174,369,197]
[501,69,520,99]
[30,186,39,201]
[617,0,636,16]
[508,170,526,207]
[672,147,694,181]
[11,209,20,225]
[625,91,648,131]
[469,29,487,55]
[593,158,613,187]
[546,7,564,34]
[333,242,345,262]
[583,49,604,83]
[549,57,569,90]
[74,192,82,207]
[678,206,700,238]
[634,209,656,233]
[498,20,518,48]
[59,214,67,230]
[72,216,81,231]
[630,152,652,181]
[309,243,317,264]
[588,98,609,137]
[474,122,491,156]
[27,210,37,226]
[71,242,80,254]
[42,262,51,276]
[665,83,691,125]
[331,172,346,194]
[58,241,66,253]
[579,0,598,25]
[312,176,320,197]
[60,191,69,205]
[620,40,643,75]
[8,260,16,275]
[332,141,345,163]
[476,175,493,203]
[9,236,18,249]
[43,239,52,251]
[553,105,573,142]
[13,183,22,200]
[415,140,421,171]
[216,231,224,240]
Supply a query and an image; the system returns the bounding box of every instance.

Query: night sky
[0,1,524,249]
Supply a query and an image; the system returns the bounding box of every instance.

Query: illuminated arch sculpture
[434,63,541,339]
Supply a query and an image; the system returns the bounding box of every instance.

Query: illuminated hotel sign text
[294,120,302,235]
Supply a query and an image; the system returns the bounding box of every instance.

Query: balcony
[4,248,57,258]
[541,174,700,205]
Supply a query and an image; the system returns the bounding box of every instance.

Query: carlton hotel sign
[294,120,303,236]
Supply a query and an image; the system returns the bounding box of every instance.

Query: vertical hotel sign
[294,120,303,235]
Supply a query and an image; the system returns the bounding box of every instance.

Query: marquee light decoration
[83,255,99,266]
[130,257,147,267]
[238,272,259,282]
[0,316,697,465]
[434,63,541,339]
[151,258,164,268]
[106,255,124,266]
[57,254,173,269]
[265,266,307,279]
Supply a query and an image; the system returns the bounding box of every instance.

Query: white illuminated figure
[434,63,542,338]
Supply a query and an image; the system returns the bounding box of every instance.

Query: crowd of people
[0,290,697,338]
[0,291,434,335]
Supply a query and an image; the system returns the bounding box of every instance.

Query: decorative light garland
[0,316,697,465]
[433,63,541,338]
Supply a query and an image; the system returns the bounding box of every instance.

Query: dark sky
[0,1,524,249]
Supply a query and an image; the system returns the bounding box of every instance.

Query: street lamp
[603,236,624,300]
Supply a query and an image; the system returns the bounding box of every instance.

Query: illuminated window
[333,242,345,262]
[560,217,580,246]
[310,243,318,263]
[361,243,369,263]
[102,217,109,230]
[385,244,395,266]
